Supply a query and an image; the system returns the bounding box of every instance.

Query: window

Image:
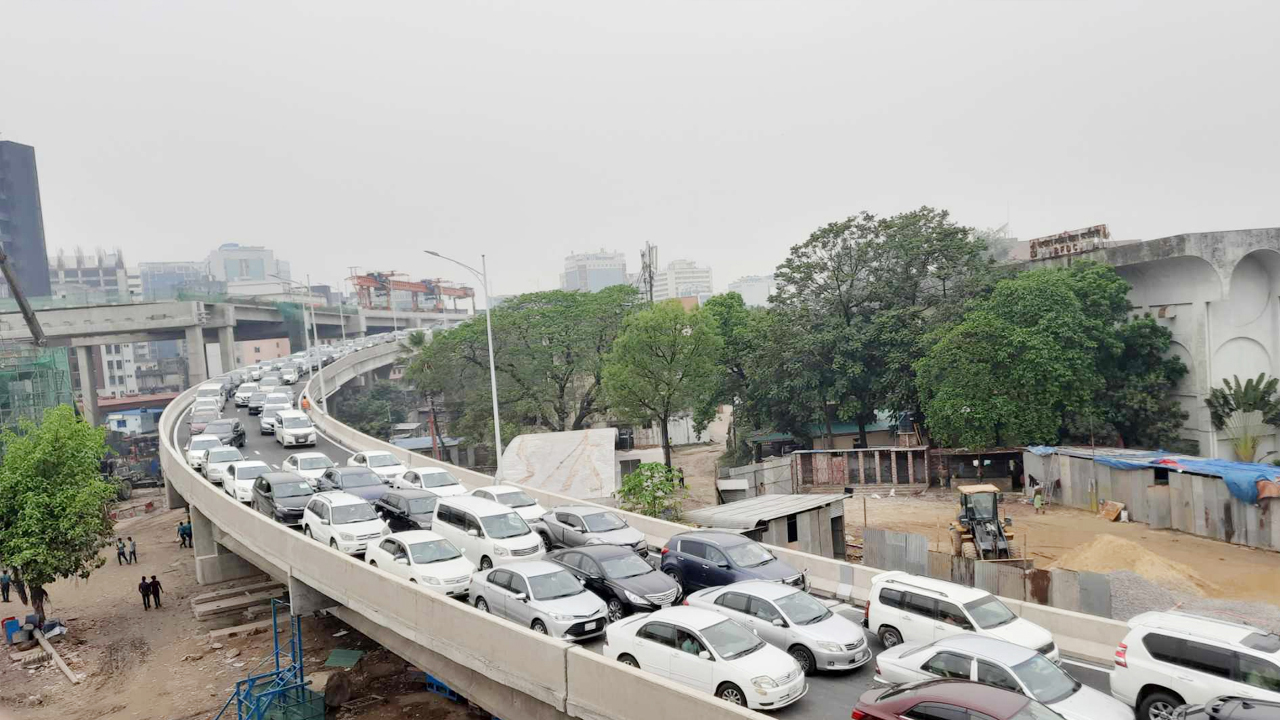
[879,587,904,609]
[679,540,708,560]
[465,513,484,537]
[904,593,937,619]
[937,601,972,629]
[1238,654,1280,692]
[378,539,399,555]
[704,546,728,567]
[579,557,603,577]
[1182,640,1234,679]
[977,660,1022,693]
[620,458,640,476]
[902,702,970,720]
[786,514,798,543]
[254,346,261,353]
[1143,633,1187,665]
[675,629,707,656]
[488,569,511,589]
[557,513,582,529]
[748,597,781,622]
[715,592,751,614]
[558,553,584,571]
[638,623,678,647]
[508,573,529,597]
[921,651,972,680]
[436,505,455,527]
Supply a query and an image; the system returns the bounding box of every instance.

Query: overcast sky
[3,1,1278,300]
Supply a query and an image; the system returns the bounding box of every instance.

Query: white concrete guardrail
[302,342,1130,667]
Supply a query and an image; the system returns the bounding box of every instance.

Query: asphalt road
[174,391,1118,719]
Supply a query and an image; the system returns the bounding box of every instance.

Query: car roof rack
[883,577,949,598]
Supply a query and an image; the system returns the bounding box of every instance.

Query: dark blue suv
[660,530,806,593]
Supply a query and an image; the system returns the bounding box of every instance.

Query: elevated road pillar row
[73,346,100,426]
[191,505,259,585]
[217,325,235,375]
[185,325,208,386]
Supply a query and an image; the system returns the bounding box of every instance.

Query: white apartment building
[561,250,628,292]
[652,258,713,301]
[99,342,139,397]
[206,242,291,284]
[727,274,776,307]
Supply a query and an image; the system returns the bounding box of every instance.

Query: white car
[192,398,223,417]
[194,382,226,410]
[874,635,1130,720]
[365,530,475,597]
[431,496,544,570]
[392,466,469,496]
[259,394,293,433]
[470,485,546,524]
[283,452,336,486]
[185,434,223,469]
[1111,610,1280,719]
[234,382,259,406]
[604,606,807,710]
[302,491,387,555]
[281,366,299,384]
[248,365,264,381]
[224,460,271,503]
[867,572,1059,663]
[274,409,316,447]
[201,446,245,485]
[685,580,871,675]
[348,450,407,482]
[469,560,608,640]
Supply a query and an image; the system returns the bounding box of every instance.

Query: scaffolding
[214,599,323,720]
[0,339,75,428]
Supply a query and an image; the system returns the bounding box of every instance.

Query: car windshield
[238,384,258,393]
[964,595,1017,629]
[494,490,537,508]
[190,438,221,450]
[701,619,765,660]
[1009,699,1067,720]
[600,553,652,580]
[366,454,399,468]
[197,387,221,397]
[480,512,530,539]
[339,470,383,488]
[774,590,831,625]
[266,394,291,403]
[207,449,242,463]
[406,497,437,515]
[235,464,268,479]
[191,411,218,422]
[723,540,775,568]
[282,416,311,429]
[332,503,378,524]
[583,512,627,532]
[417,471,460,488]
[250,393,268,403]
[1012,654,1080,705]
[408,539,462,564]
[528,569,585,600]
[274,482,313,498]
[206,420,234,431]
[970,492,997,519]
[298,456,333,470]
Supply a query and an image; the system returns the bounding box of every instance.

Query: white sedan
[603,606,807,711]
[471,485,546,524]
[185,434,223,470]
[392,466,469,496]
[283,452,336,486]
[224,461,271,503]
[202,446,245,485]
[874,635,1130,720]
[347,450,407,482]
[365,530,475,597]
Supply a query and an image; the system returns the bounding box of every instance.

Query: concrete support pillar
[191,506,258,585]
[185,325,208,387]
[217,325,236,373]
[165,474,188,510]
[74,346,100,426]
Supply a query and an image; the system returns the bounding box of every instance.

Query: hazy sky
[3,1,1278,300]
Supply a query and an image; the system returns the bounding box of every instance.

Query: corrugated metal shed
[683,493,846,530]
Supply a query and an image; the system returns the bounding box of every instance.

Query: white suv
[1111,610,1280,720]
[866,571,1059,663]
[302,491,388,555]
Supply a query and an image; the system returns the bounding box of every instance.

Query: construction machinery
[948,484,1021,560]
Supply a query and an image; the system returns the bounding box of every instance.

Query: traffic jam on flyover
[177,334,1280,720]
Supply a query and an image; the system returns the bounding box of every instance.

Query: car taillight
[852,710,868,720]
[1114,642,1127,668]
[864,601,870,621]
[874,659,880,676]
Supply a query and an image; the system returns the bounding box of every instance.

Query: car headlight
[624,590,650,605]
[422,576,442,585]
[816,641,843,653]
[493,546,509,556]
[339,532,354,541]
[550,612,574,622]
[751,676,777,690]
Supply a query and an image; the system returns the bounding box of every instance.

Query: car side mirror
[771,618,786,628]
[394,557,409,565]
[515,593,527,602]
[320,518,330,525]
[467,529,479,537]
[698,651,711,661]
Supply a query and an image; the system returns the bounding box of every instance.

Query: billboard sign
[1028,224,1110,259]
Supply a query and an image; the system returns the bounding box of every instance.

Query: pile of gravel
[1108,570,1280,634]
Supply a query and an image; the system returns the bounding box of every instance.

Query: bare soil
[672,405,731,512]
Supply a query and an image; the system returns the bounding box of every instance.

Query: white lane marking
[1061,658,1113,674]
[254,450,261,455]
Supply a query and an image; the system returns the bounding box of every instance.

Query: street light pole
[424,250,504,481]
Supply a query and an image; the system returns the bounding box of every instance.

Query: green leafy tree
[603,301,723,467]
[334,380,414,440]
[0,406,115,624]
[1204,373,1280,461]
[1081,316,1189,450]
[617,462,685,518]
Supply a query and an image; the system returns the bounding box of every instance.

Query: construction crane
[0,246,46,346]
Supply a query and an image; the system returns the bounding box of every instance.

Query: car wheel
[329,539,338,549]
[607,599,625,623]
[878,626,903,648]
[480,556,492,571]
[475,597,489,613]
[618,654,639,668]
[304,527,313,539]
[664,568,683,588]
[717,683,746,707]
[368,561,377,568]
[1139,691,1183,720]
[531,620,548,635]
[790,645,816,676]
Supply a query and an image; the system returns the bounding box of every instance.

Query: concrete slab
[193,588,287,619]
[208,619,279,641]
[1077,571,1112,619]
[189,579,279,607]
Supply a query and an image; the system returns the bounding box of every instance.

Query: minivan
[432,496,544,571]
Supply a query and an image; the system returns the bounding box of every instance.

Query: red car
[853,679,1067,720]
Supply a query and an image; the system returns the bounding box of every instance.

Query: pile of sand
[1049,534,1219,597]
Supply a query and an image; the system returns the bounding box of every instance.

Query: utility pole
[428,395,443,461]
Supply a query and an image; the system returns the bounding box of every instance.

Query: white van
[866,571,1059,663]
[431,496,544,571]
[194,382,226,410]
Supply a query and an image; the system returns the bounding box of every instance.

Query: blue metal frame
[212,599,317,720]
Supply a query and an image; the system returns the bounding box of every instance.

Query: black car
[204,418,246,448]
[316,466,389,503]
[1175,697,1280,719]
[660,530,805,594]
[247,391,268,415]
[375,489,440,532]
[546,545,682,623]
[252,471,315,526]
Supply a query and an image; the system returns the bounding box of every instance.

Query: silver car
[469,560,608,641]
[538,505,648,556]
[685,580,871,675]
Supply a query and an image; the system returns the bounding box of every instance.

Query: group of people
[115,537,139,565]
[176,521,193,548]
[138,575,163,610]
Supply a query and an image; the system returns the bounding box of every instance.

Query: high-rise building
[561,250,628,292]
[0,140,53,299]
[652,258,713,302]
[726,274,776,307]
[206,243,290,283]
[48,248,131,303]
[138,261,209,301]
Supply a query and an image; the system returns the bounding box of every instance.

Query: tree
[1084,316,1189,450]
[616,462,685,519]
[603,301,723,466]
[334,380,414,440]
[1205,373,1280,461]
[0,406,115,624]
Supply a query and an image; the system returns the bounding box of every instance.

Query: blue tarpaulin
[1027,446,1280,505]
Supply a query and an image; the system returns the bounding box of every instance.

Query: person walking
[127,537,138,564]
[181,522,193,548]
[116,538,129,565]
[0,569,10,602]
[149,575,163,609]
[138,576,151,610]
[177,522,187,548]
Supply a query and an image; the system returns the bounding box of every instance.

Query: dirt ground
[844,489,1280,604]
[672,405,731,511]
[0,498,475,720]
